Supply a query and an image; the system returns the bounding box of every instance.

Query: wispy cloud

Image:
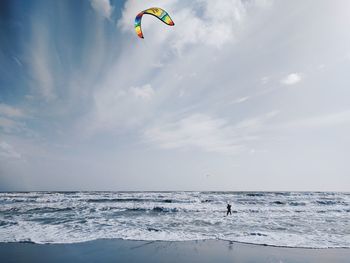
[90,0,113,20]
[144,114,243,154]
[261,76,270,84]
[280,73,302,85]
[0,104,26,118]
[118,0,272,51]
[0,141,21,159]
[143,112,278,154]
[0,117,26,133]
[0,104,27,134]
[130,84,155,100]
[29,21,55,101]
[230,96,249,104]
[144,109,350,155]
[280,110,350,130]
[2,0,350,190]
[85,0,274,136]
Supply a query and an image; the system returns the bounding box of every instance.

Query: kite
[134,7,175,39]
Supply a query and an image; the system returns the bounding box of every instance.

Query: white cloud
[0,104,26,118]
[231,96,249,104]
[130,84,155,100]
[83,0,274,136]
[90,0,113,19]
[142,109,350,155]
[144,112,277,154]
[0,115,35,137]
[318,64,326,70]
[29,21,55,101]
[84,81,157,135]
[281,110,350,129]
[144,114,242,154]
[0,117,25,133]
[281,73,302,85]
[178,89,185,97]
[261,76,270,84]
[118,0,272,51]
[0,141,21,159]
[31,52,55,100]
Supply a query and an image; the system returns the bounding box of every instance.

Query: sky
[0,0,350,191]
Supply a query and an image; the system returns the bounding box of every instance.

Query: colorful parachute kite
[134,7,175,39]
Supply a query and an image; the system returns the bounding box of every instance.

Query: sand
[1,239,349,263]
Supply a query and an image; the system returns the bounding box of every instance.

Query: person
[226,203,232,216]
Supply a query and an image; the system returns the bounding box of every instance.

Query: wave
[245,193,265,197]
[272,201,285,205]
[26,207,74,213]
[0,220,18,227]
[316,200,339,205]
[248,232,268,237]
[147,227,161,232]
[1,191,349,249]
[86,198,179,203]
[124,207,179,213]
[289,202,306,206]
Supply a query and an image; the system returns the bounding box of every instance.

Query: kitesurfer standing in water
[226,203,232,216]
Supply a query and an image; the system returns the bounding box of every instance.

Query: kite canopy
[134,7,175,39]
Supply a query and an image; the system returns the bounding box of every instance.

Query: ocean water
[0,191,349,248]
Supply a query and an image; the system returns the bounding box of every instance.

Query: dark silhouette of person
[227,203,232,216]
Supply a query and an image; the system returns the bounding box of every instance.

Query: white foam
[0,192,349,248]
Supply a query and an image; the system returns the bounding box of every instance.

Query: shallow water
[0,191,349,248]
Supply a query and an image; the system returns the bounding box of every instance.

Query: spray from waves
[0,191,349,248]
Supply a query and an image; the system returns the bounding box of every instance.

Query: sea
[0,191,349,248]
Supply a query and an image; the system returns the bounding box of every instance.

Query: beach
[1,192,349,262]
[1,239,349,263]
[2,0,350,261]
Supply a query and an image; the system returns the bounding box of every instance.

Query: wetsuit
[227,204,232,215]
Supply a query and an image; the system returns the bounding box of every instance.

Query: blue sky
[1,0,350,191]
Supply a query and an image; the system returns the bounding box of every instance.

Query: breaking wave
[0,191,349,248]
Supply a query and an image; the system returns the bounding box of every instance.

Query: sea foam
[0,191,349,248]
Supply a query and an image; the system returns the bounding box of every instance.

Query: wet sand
[1,239,349,263]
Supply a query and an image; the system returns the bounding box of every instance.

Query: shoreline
[3,238,350,250]
[1,239,349,263]
[1,190,349,193]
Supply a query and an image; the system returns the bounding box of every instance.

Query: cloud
[143,112,277,154]
[146,109,350,156]
[280,73,302,85]
[29,21,55,101]
[0,114,36,137]
[261,76,270,84]
[13,56,23,67]
[0,141,21,159]
[230,96,249,104]
[0,117,26,133]
[345,52,350,60]
[3,0,350,191]
[118,0,272,51]
[83,0,275,137]
[0,104,26,118]
[144,114,242,154]
[130,84,155,100]
[84,81,157,135]
[0,104,27,134]
[280,110,350,130]
[90,0,113,19]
